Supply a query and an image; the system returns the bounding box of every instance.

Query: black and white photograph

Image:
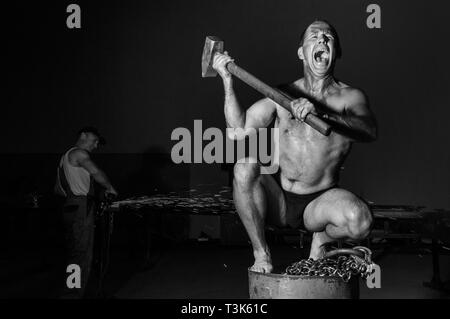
[1,0,450,306]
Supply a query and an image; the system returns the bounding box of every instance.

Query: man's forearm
[223,78,245,128]
[91,170,114,191]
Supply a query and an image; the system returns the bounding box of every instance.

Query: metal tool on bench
[97,192,116,218]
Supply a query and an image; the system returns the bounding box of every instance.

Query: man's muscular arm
[289,86,377,142]
[71,149,118,195]
[324,88,377,142]
[213,53,276,140]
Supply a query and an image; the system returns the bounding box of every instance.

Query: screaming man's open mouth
[313,48,330,66]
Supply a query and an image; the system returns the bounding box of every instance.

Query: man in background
[55,126,118,298]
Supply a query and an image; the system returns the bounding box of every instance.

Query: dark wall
[2,0,450,207]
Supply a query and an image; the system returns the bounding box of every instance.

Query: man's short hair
[77,126,106,145]
[299,19,342,59]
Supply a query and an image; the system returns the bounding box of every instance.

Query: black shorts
[283,186,336,229]
[272,171,338,229]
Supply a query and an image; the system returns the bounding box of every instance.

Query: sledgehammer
[201,36,331,136]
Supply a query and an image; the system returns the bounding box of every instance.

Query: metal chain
[285,246,374,282]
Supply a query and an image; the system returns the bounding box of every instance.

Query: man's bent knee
[345,203,373,240]
[233,159,261,188]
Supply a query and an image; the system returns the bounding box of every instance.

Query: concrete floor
[112,243,450,299]
[2,240,450,299]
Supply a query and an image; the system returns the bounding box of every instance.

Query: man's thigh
[303,188,370,232]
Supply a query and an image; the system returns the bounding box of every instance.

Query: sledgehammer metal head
[201,36,224,77]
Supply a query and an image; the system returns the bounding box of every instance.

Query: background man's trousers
[60,196,95,298]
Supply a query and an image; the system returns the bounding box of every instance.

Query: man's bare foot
[308,244,326,260]
[250,260,273,273]
[309,232,328,260]
[250,251,273,273]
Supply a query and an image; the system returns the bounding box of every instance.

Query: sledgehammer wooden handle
[226,62,331,136]
[201,36,330,136]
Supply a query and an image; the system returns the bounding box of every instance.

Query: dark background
[2,0,449,207]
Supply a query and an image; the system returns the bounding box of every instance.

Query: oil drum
[248,270,359,299]
[248,249,365,299]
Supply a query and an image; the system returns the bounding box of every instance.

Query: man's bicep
[344,89,378,141]
[244,98,276,129]
[77,153,100,175]
[345,89,375,118]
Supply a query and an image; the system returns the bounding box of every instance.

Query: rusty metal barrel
[248,270,359,299]
[249,249,366,299]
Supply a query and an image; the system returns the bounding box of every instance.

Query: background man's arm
[324,89,377,142]
[73,150,118,195]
